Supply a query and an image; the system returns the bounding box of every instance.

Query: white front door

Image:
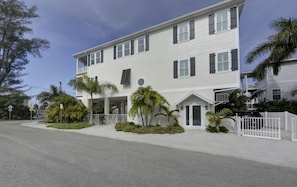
[185,105,201,126]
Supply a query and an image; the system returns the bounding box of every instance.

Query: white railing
[77,67,88,74]
[292,118,297,141]
[237,116,281,140]
[92,114,128,125]
[215,92,229,102]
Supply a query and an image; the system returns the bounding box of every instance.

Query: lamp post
[8,105,13,120]
[60,104,63,123]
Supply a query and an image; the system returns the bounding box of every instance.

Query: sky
[23,0,297,104]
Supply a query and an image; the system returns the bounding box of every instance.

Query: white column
[104,97,110,115]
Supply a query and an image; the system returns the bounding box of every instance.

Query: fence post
[235,114,241,136]
[284,111,288,131]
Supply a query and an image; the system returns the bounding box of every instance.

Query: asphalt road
[0,121,297,187]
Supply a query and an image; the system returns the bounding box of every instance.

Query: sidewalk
[22,122,297,169]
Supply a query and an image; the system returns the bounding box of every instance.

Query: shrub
[115,122,184,134]
[47,122,91,129]
[206,125,229,133]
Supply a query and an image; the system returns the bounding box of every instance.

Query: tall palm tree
[129,86,169,127]
[246,17,297,80]
[68,75,118,124]
[36,84,62,103]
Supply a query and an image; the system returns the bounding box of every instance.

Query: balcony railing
[215,92,229,102]
[77,67,88,74]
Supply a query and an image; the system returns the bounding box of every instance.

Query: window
[272,89,281,100]
[209,49,238,74]
[179,59,189,77]
[209,7,237,35]
[124,41,130,56]
[95,51,101,64]
[173,57,195,78]
[138,36,145,52]
[217,52,229,72]
[173,21,195,44]
[178,23,189,43]
[90,53,95,65]
[216,11,228,32]
[117,44,123,58]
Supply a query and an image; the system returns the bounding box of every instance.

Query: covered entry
[176,92,214,128]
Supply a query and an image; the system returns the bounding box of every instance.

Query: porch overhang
[174,92,215,106]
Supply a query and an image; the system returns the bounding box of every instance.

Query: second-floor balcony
[77,66,88,75]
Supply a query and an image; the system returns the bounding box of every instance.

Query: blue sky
[23,0,297,103]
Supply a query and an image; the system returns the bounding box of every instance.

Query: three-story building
[73,0,245,128]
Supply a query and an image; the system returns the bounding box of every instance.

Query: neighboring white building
[73,0,245,128]
[255,58,297,102]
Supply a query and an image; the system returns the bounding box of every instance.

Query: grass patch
[115,122,184,134]
[47,122,91,129]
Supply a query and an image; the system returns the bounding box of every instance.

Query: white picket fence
[236,116,281,140]
[91,114,128,125]
[292,118,297,141]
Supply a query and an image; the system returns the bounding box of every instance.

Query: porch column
[104,97,110,115]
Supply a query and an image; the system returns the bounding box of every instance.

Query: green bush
[47,122,91,129]
[115,122,184,134]
[206,125,229,133]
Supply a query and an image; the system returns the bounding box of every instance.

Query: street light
[60,104,63,123]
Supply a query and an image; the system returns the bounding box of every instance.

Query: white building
[255,58,297,102]
[73,0,245,128]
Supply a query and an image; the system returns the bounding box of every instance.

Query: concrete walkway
[22,122,297,169]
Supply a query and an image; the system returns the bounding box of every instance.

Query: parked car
[236,111,264,129]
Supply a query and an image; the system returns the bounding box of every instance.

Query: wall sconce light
[205,105,208,110]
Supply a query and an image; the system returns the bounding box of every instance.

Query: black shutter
[190,20,195,40]
[131,40,134,55]
[230,7,237,29]
[173,60,178,78]
[145,35,149,51]
[101,50,104,63]
[209,53,216,74]
[209,14,215,35]
[231,49,238,71]
[173,25,178,44]
[120,69,131,85]
[190,57,195,76]
[113,46,116,59]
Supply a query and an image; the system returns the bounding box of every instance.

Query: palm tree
[206,108,234,131]
[155,106,179,126]
[36,84,62,103]
[291,89,297,97]
[68,75,118,124]
[129,86,169,127]
[246,17,297,80]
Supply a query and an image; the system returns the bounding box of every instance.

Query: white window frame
[216,52,230,72]
[95,51,101,64]
[137,36,145,53]
[178,59,190,77]
[178,22,189,43]
[272,89,281,100]
[117,44,123,58]
[124,41,130,57]
[215,9,229,33]
[90,53,95,65]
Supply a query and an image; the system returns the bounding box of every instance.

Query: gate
[292,118,297,141]
[237,116,281,140]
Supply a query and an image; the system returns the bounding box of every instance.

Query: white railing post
[284,111,288,131]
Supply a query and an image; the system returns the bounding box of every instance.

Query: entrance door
[186,105,201,126]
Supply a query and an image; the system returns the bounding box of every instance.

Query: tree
[291,89,297,97]
[246,17,297,80]
[129,86,169,127]
[36,84,62,103]
[68,75,118,124]
[0,0,50,93]
[206,108,234,131]
[155,106,179,126]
